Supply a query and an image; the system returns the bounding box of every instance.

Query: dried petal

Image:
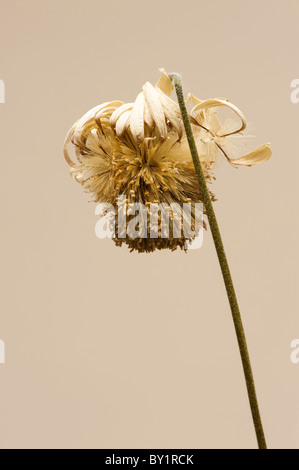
[129,92,145,143]
[191,99,246,136]
[156,68,173,97]
[110,103,133,127]
[115,110,131,137]
[143,82,167,139]
[144,100,154,128]
[155,87,183,139]
[230,144,272,166]
[73,101,123,145]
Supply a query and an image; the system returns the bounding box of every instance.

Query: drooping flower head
[64,69,271,252]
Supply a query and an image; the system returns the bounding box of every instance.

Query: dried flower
[64,69,271,252]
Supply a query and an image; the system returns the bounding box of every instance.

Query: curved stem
[169,72,267,449]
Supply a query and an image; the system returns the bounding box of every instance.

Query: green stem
[169,73,267,450]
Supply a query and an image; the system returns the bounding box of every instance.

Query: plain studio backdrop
[0,0,298,449]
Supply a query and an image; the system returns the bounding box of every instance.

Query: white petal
[129,92,145,143]
[73,101,123,145]
[115,110,131,137]
[230,144,272,166]
[95,106,120,128]
[144,100,154,128]
[110,102,133,127]
[143,82,167,139]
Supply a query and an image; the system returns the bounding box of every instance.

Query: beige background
[0,0,298,449]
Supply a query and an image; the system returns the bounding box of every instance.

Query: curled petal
[73,101,123,145]
[73,121,97,152]
[73,104,107,145]
[63,125,78,168]
[191,99,247,136]
[188,94,218,133]
[143,81,167,140]
[130,92,145,143]
[110,102,133,127]
[230,144,272,166]
[94,106,120,130]
[115,110,131,137]
[95,106,119,120]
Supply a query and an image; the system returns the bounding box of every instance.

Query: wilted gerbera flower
[64,69,271,252]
